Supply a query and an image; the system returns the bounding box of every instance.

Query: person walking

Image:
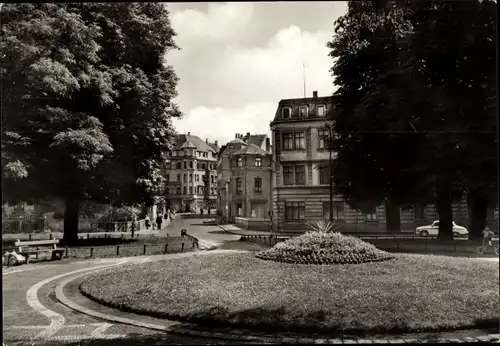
[156,213,163,230]
[145,215,151,230]
[200,208,204,216]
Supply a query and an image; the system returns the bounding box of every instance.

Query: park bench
[14,239,64,264]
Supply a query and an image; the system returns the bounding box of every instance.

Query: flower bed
[256,231,395,265]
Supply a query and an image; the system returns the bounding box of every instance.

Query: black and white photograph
[2,1,499,345]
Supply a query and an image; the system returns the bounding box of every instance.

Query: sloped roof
[228,138,248,145]
[233,143,270,156]
[207,142,220,153]
[247,134,266,147]
[181,139,197,149]
[175,134,216,152]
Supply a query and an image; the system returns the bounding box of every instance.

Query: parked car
[416,220,468,237]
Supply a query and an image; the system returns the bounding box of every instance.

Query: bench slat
[15,239,59,247]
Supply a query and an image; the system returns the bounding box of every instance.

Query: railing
[2,217,147,234]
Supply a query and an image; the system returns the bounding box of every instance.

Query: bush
[97,206,141,223]
[256,231,395,265]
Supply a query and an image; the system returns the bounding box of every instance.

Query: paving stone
[298,338,316,344]
[445,338,464,343]
[357,340,373,344]
[326,339,343,344]
[342,340,357,344]
[371,340,390,344]
[388,339,405,343]
[402,339,418,343]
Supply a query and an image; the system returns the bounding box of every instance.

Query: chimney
[214,140,218,146]
[187,132,191,136]
[246,132,250,139]
[265,137,271,152]
[235,133,238,139]
[313,91,318,98]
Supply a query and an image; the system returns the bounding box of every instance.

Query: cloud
[171,3,256,44]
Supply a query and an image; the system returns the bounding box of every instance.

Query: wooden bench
[14,239,65,263]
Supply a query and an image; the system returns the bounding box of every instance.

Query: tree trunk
[436,183,453,240]
[385,199,401,232]
[468,190,488,242]
[63,195,80,245]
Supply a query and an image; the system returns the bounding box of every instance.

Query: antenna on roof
[302,62,308,98]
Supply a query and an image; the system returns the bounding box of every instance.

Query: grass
[256,231,395,265]
[79,252,499,336]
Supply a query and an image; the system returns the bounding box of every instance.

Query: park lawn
[79,252,500,336]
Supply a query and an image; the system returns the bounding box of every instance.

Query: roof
[180,139,197,149]
[246,134,266,147]
[228,138,248,145]
[232,143,270,156]
[175,134,216,153]
[207,142,220,153]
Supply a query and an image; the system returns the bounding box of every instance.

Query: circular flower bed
[256,231,395,265]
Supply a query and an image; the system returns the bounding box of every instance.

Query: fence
[2,217,147,234]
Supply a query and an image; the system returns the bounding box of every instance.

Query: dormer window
[237,157,243,167]
[299,106,308,117]
[282,107,291,119]
[317,105,325,117]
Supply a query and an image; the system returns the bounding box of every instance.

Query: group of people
[144,209,173,230]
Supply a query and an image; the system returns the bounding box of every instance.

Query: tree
[327,0,497,239]
[203,165,211,210]
[2,3,181,244]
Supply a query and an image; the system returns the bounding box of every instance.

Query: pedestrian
[131,216,137,238]
[145,215,151,230]
[208,208,210,215]
[156,213,163,230]
[200,208,204,216]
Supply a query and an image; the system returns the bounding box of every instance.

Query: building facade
[217,133,272,227]
[163,133,219,212]
[270,91,500,233]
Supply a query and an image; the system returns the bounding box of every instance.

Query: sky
[166,2,348,145]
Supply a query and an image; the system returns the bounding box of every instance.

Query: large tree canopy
[328,0,497,239]
[2,3,182,243]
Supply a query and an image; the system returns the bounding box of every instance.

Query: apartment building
[270,91,499,232]
[163,133,219,212]
[217,133,272,228]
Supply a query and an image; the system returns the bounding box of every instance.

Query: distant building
[270,91,499,233]
[217,133,272,229]
[163,132,219,212]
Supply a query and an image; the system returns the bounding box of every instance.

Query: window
[183,174,187,182]
[294,132,305,149]
[322,202,345,220]
[365,208,377,221]
[176,187,181,194]
[236,202,243,216]
[299,106,308,117]
[237,157,243,167]
[201,163,206,169]
[168,151,172,156]
[255,158,262,167]
[283,166,294,185]
[282,132,305,150]
[195,174,199,182]
[189,161,193,169]
[202,175,206,182]
[317,105,325,117]
[414,204,426,219]
[282,107,291,118]
[229,146,235,153]
[189,186,193,194]
[319,165,329,185]
[285,202,305,220]
[189,174,192,182]
[211,175,214,183]
[176,162,181,169]
[236,178,243,195]
[254,177,262,193]
[183,161,187,169]
[165,174,169,182]
[177,174,181,181]
[318,129,329,149]
[183,186,187,194]
[295,165,305,185]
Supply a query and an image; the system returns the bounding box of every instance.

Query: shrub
[97,205,142,223]
[256,231,395,265]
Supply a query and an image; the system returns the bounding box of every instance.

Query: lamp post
[325,122,335,223]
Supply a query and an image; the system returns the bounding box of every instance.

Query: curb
[54,252,500,344]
